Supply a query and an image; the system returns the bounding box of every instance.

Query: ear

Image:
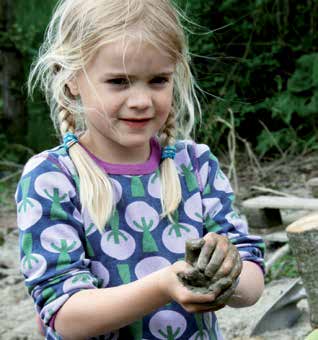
[67,78,80,96]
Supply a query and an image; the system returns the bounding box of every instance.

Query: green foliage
[0,0,317,157]
[0,0,57,155]
[176,0,318,156]
[256,53,318,156]
[3,0,57,56]
[0,133,35,164]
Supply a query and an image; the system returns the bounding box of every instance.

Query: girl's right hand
[158,261,225,313]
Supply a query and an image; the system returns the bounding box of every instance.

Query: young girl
[16,0,265,339]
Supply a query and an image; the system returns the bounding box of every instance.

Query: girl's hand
[182,233,242,303]
[158,261,226,313]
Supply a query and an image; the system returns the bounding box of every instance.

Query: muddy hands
[177,233,242,308]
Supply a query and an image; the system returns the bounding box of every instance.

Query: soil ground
[0,151,317,339]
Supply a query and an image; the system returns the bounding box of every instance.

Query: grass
[265,251,299,284]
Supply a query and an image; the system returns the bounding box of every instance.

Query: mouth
[120,118,152,122]
[120,117,152,128]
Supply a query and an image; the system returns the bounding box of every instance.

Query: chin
[118,136,152,148]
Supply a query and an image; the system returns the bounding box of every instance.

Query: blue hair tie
[63,132,78,151]
[161,145,176,160]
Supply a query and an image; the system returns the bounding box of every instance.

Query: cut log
[243,196,318,210]
[242,196,318,229]
[286,213,318,329]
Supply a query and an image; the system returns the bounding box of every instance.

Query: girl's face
[68,39,175,163]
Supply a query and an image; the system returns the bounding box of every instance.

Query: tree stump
[286,213,318,329]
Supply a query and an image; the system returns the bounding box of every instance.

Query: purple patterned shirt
[15,138,265,340]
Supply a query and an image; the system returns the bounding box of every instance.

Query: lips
[120,118,152,122]
[120,117,152,128]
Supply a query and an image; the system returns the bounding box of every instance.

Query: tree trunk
[286,213,318,329]
[0,0,27,143]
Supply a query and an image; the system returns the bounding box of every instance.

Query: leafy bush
[0,0,317,157]
[176,0,318,156]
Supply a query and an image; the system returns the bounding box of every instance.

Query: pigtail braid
[59,107,76,134]
[58,106,114,233]
[160,110,182,220]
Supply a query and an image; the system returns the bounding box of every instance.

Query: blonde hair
[28,0,201,232]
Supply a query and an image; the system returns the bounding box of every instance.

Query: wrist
[156,266,173,303]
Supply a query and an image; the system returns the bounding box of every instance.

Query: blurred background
[0,0,317,197]
[0,2,317,337]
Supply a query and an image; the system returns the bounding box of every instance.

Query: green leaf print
[51,239,77,270]
[255,242,266,252]
[203,312,218,340]
[209,153,217,162]
[133,217,158,253]
[85,223,95,257]
[205,215,223,233]
[194,314,205,340]
[18,177,35,213]
[180,164,198,192]
[216,169,225,181]
[158,325,181,340]
[168,210,191,237]
[203,184,211,196]
[73,174,80,193]
[117,264,143,339]
[108,210,128,244]
[117,264,131,284]
[44,188,68,220]
[129,320,143,340]
[21,233,39,270]
[42,287,57,305]
[71,273,92,284]
[131,176,145,197]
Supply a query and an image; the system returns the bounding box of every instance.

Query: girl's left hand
[184,232,242,299]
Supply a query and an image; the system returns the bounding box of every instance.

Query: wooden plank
[242,196,318,210]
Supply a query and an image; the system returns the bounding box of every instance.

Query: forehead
[89,38,176,74]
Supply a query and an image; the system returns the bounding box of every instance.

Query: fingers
[206,257,242,306]
[175,284,216,305]
[185,238,205,266]
[209,279,238,306]
[196,236,217,272]
[203,236,230,278]
[207,249,242,297]
[211,244,241,283]
[182,301,226,313]
[174,260,210,293]
[177,267,206,287]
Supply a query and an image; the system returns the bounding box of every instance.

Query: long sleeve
[192,143,265,272]
[15,151,99,328]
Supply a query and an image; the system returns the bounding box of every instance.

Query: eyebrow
[103,72,174,78]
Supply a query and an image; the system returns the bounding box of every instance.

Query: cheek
[157,89,173,116]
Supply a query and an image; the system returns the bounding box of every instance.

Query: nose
[126,86,152,111]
